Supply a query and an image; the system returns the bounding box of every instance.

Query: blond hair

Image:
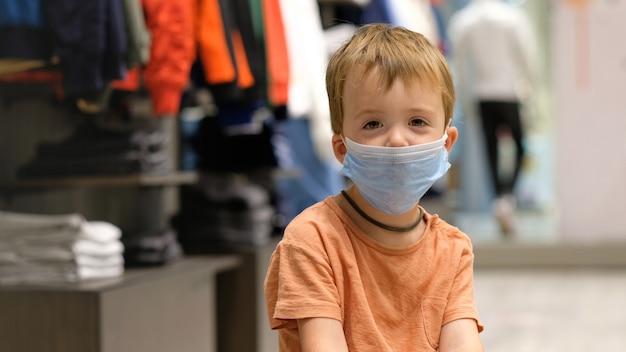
[326,23,455,134]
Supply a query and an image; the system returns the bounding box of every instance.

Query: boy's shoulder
[289,196,340,222]
[424,210,473,245]
[284,196,345,232]
[278,196,350,250]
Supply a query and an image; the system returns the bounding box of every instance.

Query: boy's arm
[438,318,484,352]
[298,317,349,352]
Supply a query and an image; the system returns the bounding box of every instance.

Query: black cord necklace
[341,190,423,233]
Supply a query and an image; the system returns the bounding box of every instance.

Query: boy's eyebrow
[351,107,383,118]
[408,106,439,114]
[351,105,440,118]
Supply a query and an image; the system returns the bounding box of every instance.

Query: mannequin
[448,0,538,235]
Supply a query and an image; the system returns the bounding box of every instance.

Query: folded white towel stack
[0,211,124,285]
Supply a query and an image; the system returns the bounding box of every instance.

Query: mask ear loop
[340,135,350,152]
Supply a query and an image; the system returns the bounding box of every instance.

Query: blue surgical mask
[341,134,450,215]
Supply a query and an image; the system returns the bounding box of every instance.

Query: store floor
[452,208,626,351]
[475,267,626,351]
[452,208,559,245]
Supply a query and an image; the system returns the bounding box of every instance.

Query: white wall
[553,0,626,242]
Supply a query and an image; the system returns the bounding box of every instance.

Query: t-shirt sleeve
[442,237,484,332]
[264,233,343,330]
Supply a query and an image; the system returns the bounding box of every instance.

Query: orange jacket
[114,0,195,116]
[195,0,253,92]
[262,0,289,107]
[194,0,289,107]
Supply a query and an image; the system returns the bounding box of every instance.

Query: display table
[0,255,240,352]
[184,236,281,352]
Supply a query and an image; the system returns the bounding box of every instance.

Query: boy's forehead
[344,66,439,92]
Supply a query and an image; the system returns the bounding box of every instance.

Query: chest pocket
[421,296,447,350]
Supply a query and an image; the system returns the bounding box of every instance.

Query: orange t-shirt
[264,197,483,351]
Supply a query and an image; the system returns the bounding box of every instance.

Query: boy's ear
[445,126,459,153]
[332,134,347,164]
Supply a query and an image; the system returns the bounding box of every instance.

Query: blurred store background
[1,0,626,351]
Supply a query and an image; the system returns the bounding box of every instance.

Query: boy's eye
[409,118,426,127]
[364,121,382,129]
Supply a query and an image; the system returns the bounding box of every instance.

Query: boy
[264,23,484,351]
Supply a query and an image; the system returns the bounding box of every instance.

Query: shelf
[0,171,199,191]
[0,255,241,292]
[0,255,242,352]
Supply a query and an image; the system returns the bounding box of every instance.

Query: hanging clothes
[119,0,151,70]
[0,0,54,61]
[42,0,128,96]
[140,0,194,116]
[0,0,192,117]
[340,0,440,47]
[361,0,394,24]
[193,0,257,103]
[192,0,289,106]
[113,0,195,117]
[279,0,334,163]
[262,0,290,108]
[430,0,450,54]
[385,0,440,45]
[188,0,292,176]
[0,0,130,112]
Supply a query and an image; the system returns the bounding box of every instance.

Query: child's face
[332,68,457,164]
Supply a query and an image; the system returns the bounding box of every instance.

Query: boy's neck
[336,188,427,248]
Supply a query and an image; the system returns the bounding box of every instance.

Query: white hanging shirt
[279,0,335,163]
[387,0,440,46]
